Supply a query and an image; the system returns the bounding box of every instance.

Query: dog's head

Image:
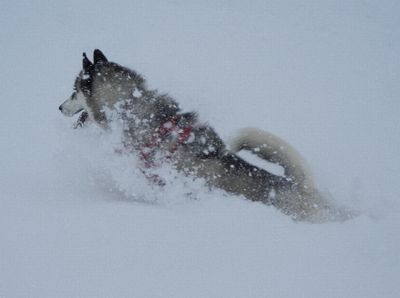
[58,49,108,116]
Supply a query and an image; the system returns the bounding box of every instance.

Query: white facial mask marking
[60,91,86,116]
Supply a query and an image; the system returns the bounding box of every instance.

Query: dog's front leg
[73,111,89,129]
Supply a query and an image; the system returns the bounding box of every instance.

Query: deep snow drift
[1,1,400,297]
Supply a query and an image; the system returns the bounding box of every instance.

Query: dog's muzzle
[58,97,84,117]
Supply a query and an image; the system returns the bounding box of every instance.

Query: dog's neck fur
[86,63,147,127]
[85,62,200,153]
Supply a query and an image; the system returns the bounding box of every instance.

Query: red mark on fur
[140,116,193,168]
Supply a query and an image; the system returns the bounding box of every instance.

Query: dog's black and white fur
[59,49,353,222]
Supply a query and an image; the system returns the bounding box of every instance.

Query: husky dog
[59,49,352,222]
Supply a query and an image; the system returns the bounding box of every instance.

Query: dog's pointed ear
[93,49,108,64]
[82,52,93,72]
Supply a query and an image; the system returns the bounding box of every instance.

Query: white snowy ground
[1,1,400,297]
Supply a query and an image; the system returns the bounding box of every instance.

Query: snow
[132,88,142,98]
[1,1,400,297]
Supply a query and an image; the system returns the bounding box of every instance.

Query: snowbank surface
[1,1,399,297]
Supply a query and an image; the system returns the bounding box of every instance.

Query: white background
[1,1,399,297]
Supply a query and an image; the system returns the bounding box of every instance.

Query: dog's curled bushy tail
[231,127,314,193]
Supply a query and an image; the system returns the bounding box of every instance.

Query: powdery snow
[1,1,399,297]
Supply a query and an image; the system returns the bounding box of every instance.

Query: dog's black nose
[59,105,63,111]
